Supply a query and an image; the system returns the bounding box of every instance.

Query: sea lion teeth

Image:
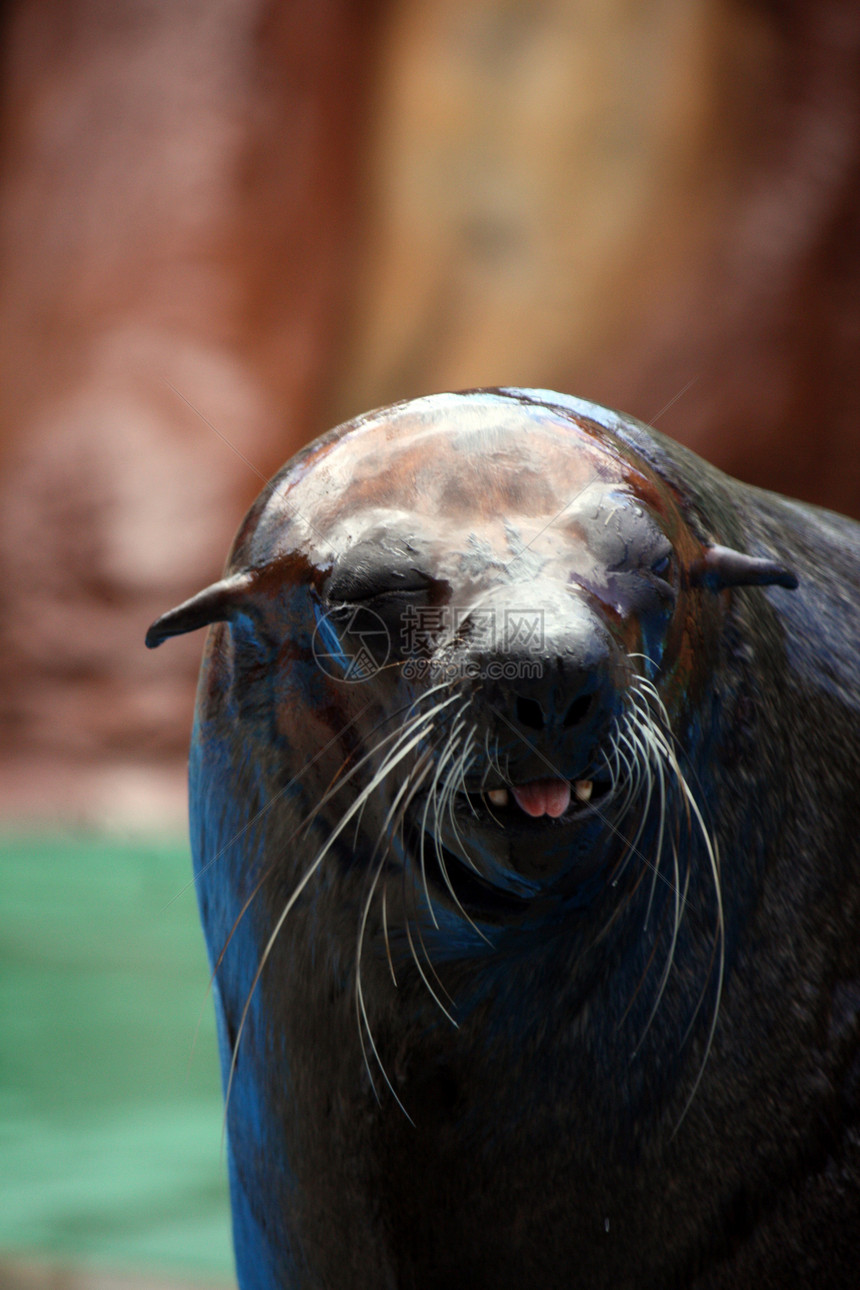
[487,788,509,807]
[574,779,594,802]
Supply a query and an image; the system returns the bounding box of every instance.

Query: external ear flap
[145,571,257,648]
[691,545,798,592]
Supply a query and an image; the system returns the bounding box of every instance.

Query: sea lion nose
[495,650,611,745]
[475,647,617,770]
[512,679,601,735]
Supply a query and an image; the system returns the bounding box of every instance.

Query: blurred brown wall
[333,0,860,513]
[0,0,385,824]
[0,0,857,825]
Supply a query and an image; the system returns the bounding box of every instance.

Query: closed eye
[327,577,435,608]
[326,562,435,605]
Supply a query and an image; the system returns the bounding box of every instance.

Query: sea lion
[148,389,860,1289]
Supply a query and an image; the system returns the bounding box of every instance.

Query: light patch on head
[458,533,503,580]
[503,522,546,581]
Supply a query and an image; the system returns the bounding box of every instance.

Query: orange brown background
[1,0,857,828]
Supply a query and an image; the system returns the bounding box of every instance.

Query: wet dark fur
[149,391,860,1289]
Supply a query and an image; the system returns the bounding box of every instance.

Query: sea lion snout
[412,580,628,892]
[455,584,623,772]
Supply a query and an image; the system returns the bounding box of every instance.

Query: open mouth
[409,771,617,911]
[457,775,612,830]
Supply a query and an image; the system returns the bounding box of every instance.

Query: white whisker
[223,695,459,1123]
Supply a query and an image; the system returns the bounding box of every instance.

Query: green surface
[0,833,233,1279]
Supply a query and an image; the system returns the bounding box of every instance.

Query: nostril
[563,692,595,728]
[515,695,545,731]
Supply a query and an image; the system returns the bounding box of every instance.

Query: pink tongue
[511,778,571,819]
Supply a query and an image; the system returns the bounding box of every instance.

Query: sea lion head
[148,389,796,918]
